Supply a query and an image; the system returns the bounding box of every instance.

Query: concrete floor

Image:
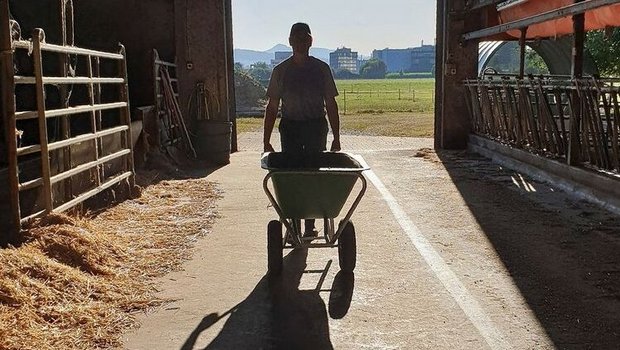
[124,133,620,350]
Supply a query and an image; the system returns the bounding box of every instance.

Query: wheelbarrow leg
[267,220,283,275]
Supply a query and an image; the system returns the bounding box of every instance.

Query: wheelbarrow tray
[261,152,369,219]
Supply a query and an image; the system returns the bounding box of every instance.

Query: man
[263,22,341,236]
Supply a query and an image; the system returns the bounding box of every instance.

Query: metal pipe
[15,102,128,121]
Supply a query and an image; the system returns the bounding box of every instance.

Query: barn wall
[8,0,176,110]
[174,0,231,124]
[73,0,176,108]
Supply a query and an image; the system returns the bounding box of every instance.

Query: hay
[0,174,220,349]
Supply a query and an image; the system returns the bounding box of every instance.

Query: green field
[335,78,435,115]
[237,78,436,138]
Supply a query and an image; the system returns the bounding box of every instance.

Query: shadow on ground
[181,249,355,350]
[436,149,620,349]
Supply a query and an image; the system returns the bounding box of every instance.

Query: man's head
[289,22,312,53]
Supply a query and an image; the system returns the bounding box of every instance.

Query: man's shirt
[266,56,338,121]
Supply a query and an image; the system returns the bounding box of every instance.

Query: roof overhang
[464,0,620,41]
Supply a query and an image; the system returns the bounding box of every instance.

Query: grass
[336,78,435,115]
[340,112,434,138]
[235,78,436,138]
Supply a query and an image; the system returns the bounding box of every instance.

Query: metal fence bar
[14,76,125,84]
[53,171,132,213]
[15,102,128,120]
[18,178,43,192]
[13,40,124,60]
[50,149,130,185]
[16,125,129,156]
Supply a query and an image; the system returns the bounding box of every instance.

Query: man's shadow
[182,249,355,350]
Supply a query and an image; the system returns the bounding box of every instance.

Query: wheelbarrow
[261,151,370,275]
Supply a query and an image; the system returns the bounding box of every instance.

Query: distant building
[330,47,359,74]
[372,48,411,73]
[410,45,436,73]
[271,51,292,67]
[372,43,436,73]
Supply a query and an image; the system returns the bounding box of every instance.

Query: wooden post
[59,0,73,202]
[568,0,585,166]
[93,56,104,181]
[343,90,347,115]
[436,0,480,149]
[87,55,101,186]
[434,0,445,149]
[1,0,21,241]
[33,29,54,214]
[224,0,238,153]
[519,27,528,79]
[118,44,136,192]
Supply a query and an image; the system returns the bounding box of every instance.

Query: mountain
[265,44,290,54]
[234,44,333,67]
[233,49,274,67]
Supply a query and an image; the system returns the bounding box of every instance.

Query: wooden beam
[33,29,54,214]
[434,0,446,149]
[462,0,620,41]
[437,0,480,149]
[1,0,21,241]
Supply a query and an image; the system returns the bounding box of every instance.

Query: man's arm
[263,97,279,152]
[325,96,341,151]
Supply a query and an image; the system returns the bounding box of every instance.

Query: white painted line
[365,170,512,350]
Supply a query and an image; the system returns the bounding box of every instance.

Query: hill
[234,44,333,67]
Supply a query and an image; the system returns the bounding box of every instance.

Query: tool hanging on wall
[188,81,221,121]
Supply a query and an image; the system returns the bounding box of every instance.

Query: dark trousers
[279,117,328,232]
[279,117,328,153]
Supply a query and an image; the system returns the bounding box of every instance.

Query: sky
[232,0,437,56]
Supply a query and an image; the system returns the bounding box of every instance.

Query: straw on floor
[0,174,220,349]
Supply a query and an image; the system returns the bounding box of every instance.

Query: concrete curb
[468,134,620,215]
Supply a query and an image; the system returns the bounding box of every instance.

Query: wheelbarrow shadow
[182,249,355,350]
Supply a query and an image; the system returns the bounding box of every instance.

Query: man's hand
[264,142,275,153]
[330,139,341,152]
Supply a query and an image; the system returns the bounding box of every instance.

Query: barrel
[193,120,232,165]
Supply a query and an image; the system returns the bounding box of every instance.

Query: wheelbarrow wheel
[267,220,283,275]
[338,221,356,272]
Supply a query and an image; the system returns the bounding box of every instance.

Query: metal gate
[3,26,135,233]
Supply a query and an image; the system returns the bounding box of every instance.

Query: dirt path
[124,133,620,349]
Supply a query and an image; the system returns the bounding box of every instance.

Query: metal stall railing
[464,75,620,173]
[9,28,134,227]
[153,49,181,148]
